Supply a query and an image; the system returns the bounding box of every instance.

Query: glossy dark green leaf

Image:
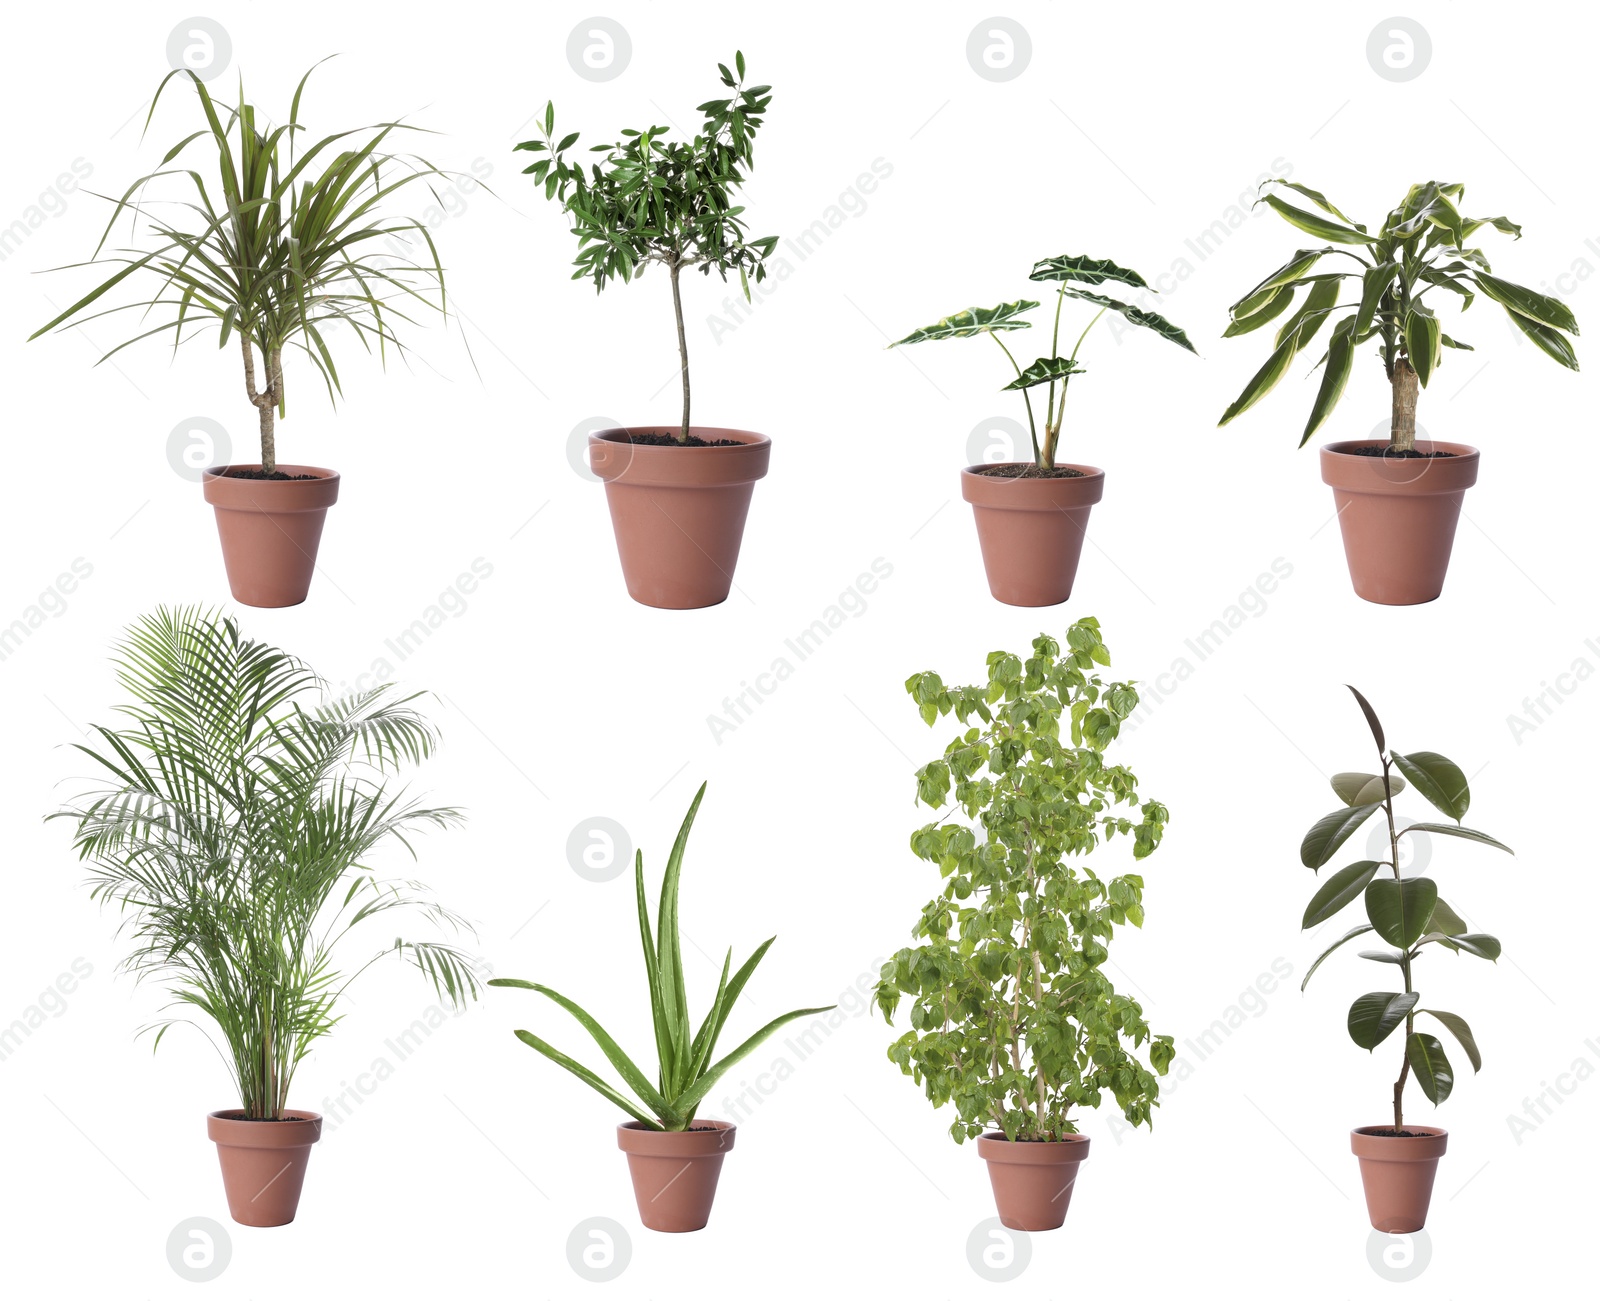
[1301,802,1380,868]
[1301,924,1373,990]
[1406,1031,1454,1105]
[1446,932,1501,960]
[1348,990,1418,1049]
[1404,304,1443,386]
[1331,772,1404,807]
[1001,355,1086,392]
[1391,751,1469,820]
[890,300,1038,346]
[1059,289,1197,353]
[1358,948,1407,964]
[1303,860,1382,928]
[1420,1010,1481,1071]
[1425,896,1468,937]
[1366,876,1439,949]
[1028,254,1149,288]
[1399,823,1513,854]
[1347,686,1385,754]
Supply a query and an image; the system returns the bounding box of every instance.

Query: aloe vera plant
[889,256,1195,470]
[1220,179,1579,448]
[518,53,776,443]
[1300,686,1511,1130]
[489,784,832,1131]
[30,63,459,475]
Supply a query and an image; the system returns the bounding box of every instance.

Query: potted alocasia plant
[1219,179,1579,605]
[890,258,1194,606]
[1299,686,1510,1232]
[31,64,459,608]
[489,783,831,1232]
[54,607,480,1226]
[519,53,778,609]
[876,619,1174,1230]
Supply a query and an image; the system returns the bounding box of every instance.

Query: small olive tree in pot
[876,618,1174,1231]
[1219,179,1578,605]
[521,53,778,609]
[1298,686,1510,1232]
[31,64,462,608]
[890,257,1195,607]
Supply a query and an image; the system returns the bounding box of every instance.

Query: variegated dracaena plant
[1220,179,1579,448]
[1300,686,1511,1131]
[889,256,1196,470]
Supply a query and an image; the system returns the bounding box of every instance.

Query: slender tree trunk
[1392,1057,1409,1132]
[670,259,691,443]
[1390,357,1419,452]
[242,337,282,474]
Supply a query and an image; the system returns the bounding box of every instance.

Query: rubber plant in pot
[1219,179,1579,605]
[489,783,832,1231]
[1299,685,1510,1232]
[518,54,777,609]
[875,618,1174,1230]
[31,63,458,607]
[889,258,1195,606]
[54,607,481,1226]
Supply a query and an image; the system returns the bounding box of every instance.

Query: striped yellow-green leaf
[1301,317,1360,446]
[1263,178,1357,225]
[1028,254,1149,288]
[890,300,1038,345]
[1262,194,1373,246]
[1230,249,1325,318]
[1223,284,1295,338]
[1218,322,1301,426]
[1365,876,1439,949]
[1503,309,1580,370]
[1473,273,1579,335]
[1274,276,1340,352]
[1348,990,1418,1049]
[1354,262,1398,337]
[1404,304,1443,386]
[1406,1031,1454,1105]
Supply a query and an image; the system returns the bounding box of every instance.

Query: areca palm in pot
[518,54,778,608]
[890,258,1195,606]
[1299,686,1510,1231]
[489,783,832,1231]
[1219,179,1578,604]
[876,619,1175,1229]
[55,608,481,1226]
[31,64,459,607]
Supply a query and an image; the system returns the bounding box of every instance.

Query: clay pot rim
[976,1130,1091,1164]
[591,427,770,450]
[616,1118,736,1155]
[1351,1124,1448,1139]
[207,1108,322,1147]
[961,462,1105,479]
[204,464,342,482]
[1350,1124,1448,1159]
[1320,439,1479,460]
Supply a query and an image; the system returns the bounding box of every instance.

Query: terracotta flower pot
[976,1131,1090,1231]
[960,465,1105,606]
[588,428,770,609]
[202,466,340,608]
[1351,1125,1447,1232]
[207,1109,322,1227]
[616,1120,735,1232]
[1320,440,1479,605]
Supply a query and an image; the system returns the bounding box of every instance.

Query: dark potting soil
[973,464,1086,480]
[218,469,322,481]
[1343,447,1455,460]
[1365,1128,1429,1138]
[617,432,742,448]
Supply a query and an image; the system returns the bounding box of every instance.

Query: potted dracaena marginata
[519,53,778,609]
[890,257,1195,606]
[1299,686,1510,1233]
[53,607,481,1227]
[876,618,1174,1231]
[489,783,832,1232]
[30,63,462,608]
[1219,179,1579,605]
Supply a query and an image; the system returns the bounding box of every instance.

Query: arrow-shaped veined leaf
[1028,254,1149,288]
[890,300,1038,346]
[1059,288,1197,353]
[1001,355,1087,391]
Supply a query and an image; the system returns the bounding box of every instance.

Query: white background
[1,1,1594,1296]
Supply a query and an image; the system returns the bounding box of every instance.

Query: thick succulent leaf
[1390,751,1469,820]
[890,300,1038,345]
[1331,772,1405,806]
[1028,254,1149,288]
[1502,307,1580,370]
[1348,990,1418,1049]
[1404,304,1443,386]
[1420,1010,1482,1071]
[1301,924,1373,990]
[1399,822,1512,854]
[1473,272,1579,335]
[1060,288,1197,353]
[1406,1032,1454,1105]
[1303,860,1382,928]
[510,1029,661,1128]
[1301,802,1380,868]
[1223,284,1295,338]
[1366,876,1439,949]
[1300,316,1360,446]
[1230,249,1325,317]
[1262,193,1373,245]
[1001,355,1087,392]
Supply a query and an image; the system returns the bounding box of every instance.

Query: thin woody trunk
[1390,356,1419,453]
[670,259,690,443]
[1393,1057,1409,1132]
[241,336,282,474]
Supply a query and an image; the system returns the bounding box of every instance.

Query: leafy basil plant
[1299,686,1512,1131]
[1220,179,1579,449]
[889,257,1195,472]
[875,619,1174,1142]
[30,63,459,476]
[518,53,777,443]
[490,783,832,1131]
